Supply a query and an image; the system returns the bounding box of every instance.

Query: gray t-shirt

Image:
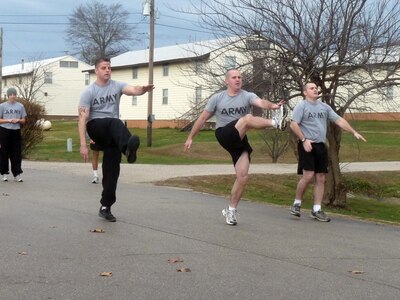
[205,90,258,128]
[79,79,127,122]
[0,101,27,130]
[291,99,340,143]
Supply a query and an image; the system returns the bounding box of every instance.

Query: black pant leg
[0,127,10,175]
[87,118,130,208]
[100,146,121,207]
[87,118,131,153]
[9,129,23,176]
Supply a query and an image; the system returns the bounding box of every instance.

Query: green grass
[27,120,400,224]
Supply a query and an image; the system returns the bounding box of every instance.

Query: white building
[2,55,90,117]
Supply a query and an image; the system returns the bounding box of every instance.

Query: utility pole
[144,0,155,147]
[0,28,3,99]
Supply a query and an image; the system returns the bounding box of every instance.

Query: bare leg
[92,150,99,171]
[235,114,274,139]
[295,170,315,201]
[313,173,326,205]
[230,151,250,208]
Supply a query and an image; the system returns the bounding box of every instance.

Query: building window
[132,96,137,106]
[44,72,53,84]
[60,61,79,68]
[224,56,237,70]
[19,76,22,84]
[195,87,202,105]
[163,64,169,76]
[132,67,138,79]
[162,89,168,105]
[195,62,203,74]
[85,73,90,85]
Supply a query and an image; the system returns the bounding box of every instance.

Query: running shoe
[222,207,238,225]
[273,103,288,130]
[125,135,140,163]
[310,209,331,222]
[290,204,301,217]
[14,174,23,182]
[98,206,116,222]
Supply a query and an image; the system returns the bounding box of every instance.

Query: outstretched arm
[184,110,214,151]
[252,98,285,110]
[335,117,366,142]
[122,84,154,96]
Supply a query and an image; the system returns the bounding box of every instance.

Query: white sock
[228,205,236,211]
[294,199,302,206]
[93,170,98,177]
[313,205,321,212]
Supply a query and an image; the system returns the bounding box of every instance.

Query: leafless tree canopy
[190,0,400,105]
[183,0,400,205]
[66,1,136,65]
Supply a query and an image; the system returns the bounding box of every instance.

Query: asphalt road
[1,161,399,300]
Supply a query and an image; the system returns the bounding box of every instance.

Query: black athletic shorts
[90,142,103,152]
[297,142,328,174]
[215,119,253,166]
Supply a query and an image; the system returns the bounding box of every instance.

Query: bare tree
[66,1,137,65]
[12,60,49,102]
[183,0,400,206]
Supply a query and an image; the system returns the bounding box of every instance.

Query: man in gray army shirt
[289,82,366,222]
[0,87,27,182]
[79,57,154,222]
[184,69,286,225]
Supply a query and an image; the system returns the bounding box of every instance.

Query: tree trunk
[324,123,347,207]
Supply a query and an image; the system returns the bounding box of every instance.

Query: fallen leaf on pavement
[177,268,191,272]
[100,271,113,277]
[348,270,365,274]
[90,228,105,233]
[168,257,184,264]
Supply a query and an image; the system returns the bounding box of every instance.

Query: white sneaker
[92,175,99,184]
[2,174,8,182]
[14,175,23,182]
[222,207,238,225]
[273,104,288,130]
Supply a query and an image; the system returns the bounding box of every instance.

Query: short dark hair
[94,57,111,68]
[303,82,317,91]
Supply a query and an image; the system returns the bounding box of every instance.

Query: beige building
[2,55,90,117]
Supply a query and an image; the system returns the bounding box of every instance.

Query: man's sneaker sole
[310,212,331,222]
[126,135,140,163]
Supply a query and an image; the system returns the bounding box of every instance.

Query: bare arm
[184,110,214,151]
[122,84,154,96]
[290,120,313,152]
[252,98,285,110]
[335,117,366,142]
[78,106,90,162]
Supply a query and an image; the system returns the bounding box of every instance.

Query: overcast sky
[0,0,213,66]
